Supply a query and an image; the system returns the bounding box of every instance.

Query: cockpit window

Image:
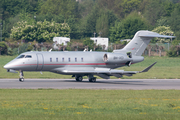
[17,55,25,59]
[25,55,32,58]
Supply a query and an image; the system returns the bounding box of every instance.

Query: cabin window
[50,58,52,62]
[17,55,25,59]
[25,55,32,58]
[62,58,64,62]
[81,58,83,62]
[68,58,71,62]
[56,58,58,62]
[75,58,77,62]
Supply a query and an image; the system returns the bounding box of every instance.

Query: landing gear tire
[76,76,83,82]
[19,78,24,82]
[89,77,96,82]
[19,71,24,82]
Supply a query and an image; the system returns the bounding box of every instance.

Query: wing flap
[111,74,123,78]
[96,74,110,79]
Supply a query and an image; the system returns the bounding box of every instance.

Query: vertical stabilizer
[113,30,175,56]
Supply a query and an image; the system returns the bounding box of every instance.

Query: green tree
[78,0,96,18]
[0,0,40,39]
[167,45,178,57]
[40,0,78,19]
[0,42,8,55]
[96,10,117,37]
[67,16,80,39]
[152,26,174,43]
[78,3,117,38]
[26,45,33,51]
[114,0,142,18]
[83,38,94,50]
[97,0,116,10]
[96,13,109,37]
[10,20,71,43]
[168,6,180,40]
[143,0,166,25]
[156,17,169,26]
[109,13,149,42]
[0,0,39,19]
[164,1,175,17]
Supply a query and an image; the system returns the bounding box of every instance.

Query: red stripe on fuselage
[12,63,108,67]
[12,63,133,67]
[44,63,107,65]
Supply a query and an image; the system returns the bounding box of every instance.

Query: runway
[0,79,180,89]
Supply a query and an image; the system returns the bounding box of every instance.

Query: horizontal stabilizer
[139,34,175,38]
[140,62,157,73]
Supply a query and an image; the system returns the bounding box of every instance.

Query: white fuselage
[4,51,144,72]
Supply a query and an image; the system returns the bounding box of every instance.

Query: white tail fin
[113,30,175,56]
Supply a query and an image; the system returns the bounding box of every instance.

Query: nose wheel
[19,78,24,82]
[19,71,24,82]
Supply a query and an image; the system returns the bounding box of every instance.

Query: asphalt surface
[0,79,180,89]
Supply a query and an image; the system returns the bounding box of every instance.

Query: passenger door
[36,54,44,71]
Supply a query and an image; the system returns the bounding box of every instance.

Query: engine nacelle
[103,53,132,64]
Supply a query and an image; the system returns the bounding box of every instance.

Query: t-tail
[113,30,175,56]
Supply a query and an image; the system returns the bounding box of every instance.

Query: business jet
[4,30,175,82]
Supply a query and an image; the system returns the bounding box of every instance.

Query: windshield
[25,55,32,58]
[16,55,25,59]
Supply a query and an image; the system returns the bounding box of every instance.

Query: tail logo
[132,48,136,50]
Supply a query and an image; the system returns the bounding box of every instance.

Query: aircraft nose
[4,64,9,69]
[4,63,12,69]
[4,59,18,69]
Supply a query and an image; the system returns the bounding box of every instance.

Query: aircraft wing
[51,62,157,79]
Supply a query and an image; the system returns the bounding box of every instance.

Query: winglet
[140,62,157,73]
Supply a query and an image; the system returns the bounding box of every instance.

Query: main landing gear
[88,74,96,82]
[89,77,96,82]
[74,75,96,82]
[75,75,83,82]
[19,71,24,82]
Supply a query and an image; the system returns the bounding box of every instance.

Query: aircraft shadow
[24,79,148,86]
[63,80,148,86]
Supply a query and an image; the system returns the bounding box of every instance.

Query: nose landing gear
[19,71,24,82]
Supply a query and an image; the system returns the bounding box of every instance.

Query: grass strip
[0,89,180,120]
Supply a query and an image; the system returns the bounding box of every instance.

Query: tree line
[0,0,180,56]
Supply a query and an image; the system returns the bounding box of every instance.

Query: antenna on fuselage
[83,48,87,52]
[49,48,52,52]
